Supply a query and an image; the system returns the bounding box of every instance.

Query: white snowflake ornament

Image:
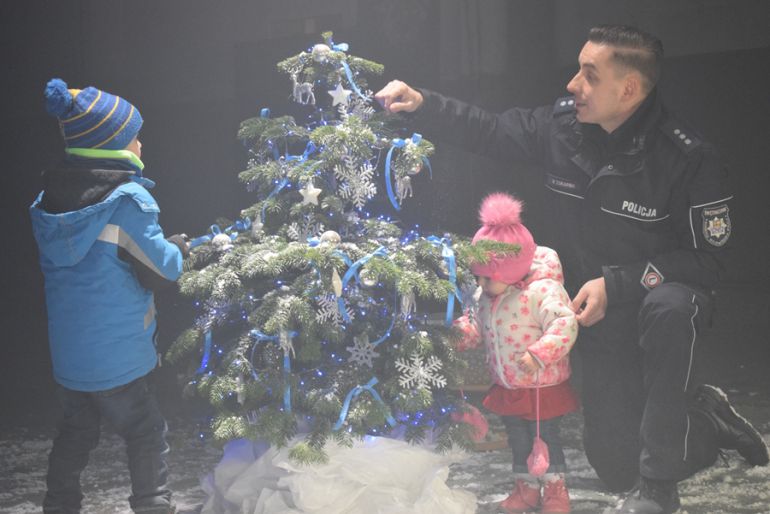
[395,352,447,390]
[334,158,377,208]
[316,294,354,327]
[346,334,379,368]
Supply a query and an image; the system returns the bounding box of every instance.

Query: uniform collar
[580,87,661,155]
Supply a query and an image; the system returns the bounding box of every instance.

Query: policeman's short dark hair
[588,25,663,92]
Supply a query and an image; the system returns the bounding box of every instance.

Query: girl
[455,193,579,513]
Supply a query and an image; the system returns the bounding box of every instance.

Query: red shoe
[541,477,571,514]
[500,479,540,513]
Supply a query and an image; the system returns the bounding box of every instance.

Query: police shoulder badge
[702,204,731,247]
[640,262,664,291]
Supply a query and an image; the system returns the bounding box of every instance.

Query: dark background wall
[2,0,769,423]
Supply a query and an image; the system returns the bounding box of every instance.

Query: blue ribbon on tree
[371,290,399,347]
[426,236,463,326]
[384,133,430,211]
[331,41,349,52]
[260,177,289,224]
[259,140,320,224]
[327,38,366,102]
[249,329,298,412]
[195,328,213,374]
[340,61,367,101]
[285,140,318,164]
[333,377,397,431]
[336,246,388,322]
[189,218,253,249]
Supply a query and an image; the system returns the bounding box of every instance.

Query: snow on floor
[2,403,769,513]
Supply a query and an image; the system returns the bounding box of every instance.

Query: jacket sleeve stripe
[97,223,168,279]
[144,296,156,330]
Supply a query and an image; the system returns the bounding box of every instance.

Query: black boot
[690,384,769,466]
[609,477,681,514]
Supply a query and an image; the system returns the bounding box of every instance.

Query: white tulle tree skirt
[200,436,477,514]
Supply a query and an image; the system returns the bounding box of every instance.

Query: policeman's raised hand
[374,80,424,113]
[570,277,607,327]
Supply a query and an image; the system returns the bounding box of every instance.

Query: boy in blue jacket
[30,78,188,514]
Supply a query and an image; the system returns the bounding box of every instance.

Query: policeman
[376,24,767,514]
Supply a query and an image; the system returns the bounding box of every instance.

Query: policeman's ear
[621,72,643,102]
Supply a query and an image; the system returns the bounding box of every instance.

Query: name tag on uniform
[546,174,584,198]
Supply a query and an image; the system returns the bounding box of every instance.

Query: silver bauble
[359,268,377,288]
[319,230,341,246]
[211,233,234,251]
[311,44,331,62]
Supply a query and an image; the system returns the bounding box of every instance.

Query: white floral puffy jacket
[455,246,578,389]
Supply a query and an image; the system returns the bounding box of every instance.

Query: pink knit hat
[470,193,536,284]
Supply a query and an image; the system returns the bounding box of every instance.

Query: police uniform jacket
[414,88,734,305]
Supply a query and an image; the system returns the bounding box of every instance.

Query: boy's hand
[167,234,191,258]
[570,277,607,327]
[518,351,540,375]
[375,80,424,113]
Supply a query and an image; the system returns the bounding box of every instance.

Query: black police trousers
[576,282,720,491]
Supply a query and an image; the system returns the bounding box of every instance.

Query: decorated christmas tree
[167,32,515,464]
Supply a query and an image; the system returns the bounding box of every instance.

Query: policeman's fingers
[576,307,604,327]
[374,81,422,113]
[388,100,418,113]
[569,290,587,314]
[374,80,401,109]
[575,296,606,327]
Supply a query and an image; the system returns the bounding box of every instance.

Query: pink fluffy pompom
[478,192,523,227]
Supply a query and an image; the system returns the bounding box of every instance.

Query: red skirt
[482,381,579,420]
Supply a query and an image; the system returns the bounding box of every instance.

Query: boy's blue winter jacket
[30,161,183,392]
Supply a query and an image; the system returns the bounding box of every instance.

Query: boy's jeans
[43,374,173,514]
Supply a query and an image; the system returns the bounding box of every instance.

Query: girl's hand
[518,351,540,375]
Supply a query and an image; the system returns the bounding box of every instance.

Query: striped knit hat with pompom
[44,78,143,150]
[470,192,536,285]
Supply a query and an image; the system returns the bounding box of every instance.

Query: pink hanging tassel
[527,373,550,476]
